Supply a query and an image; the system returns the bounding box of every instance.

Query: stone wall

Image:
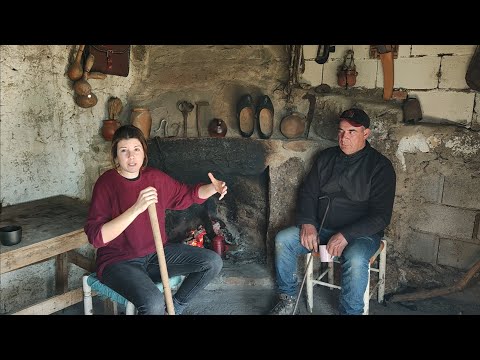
[1,45,479,312]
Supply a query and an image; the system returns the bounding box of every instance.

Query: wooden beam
[1,230,88,274]
[12,288,84,315]
[68,250,95,273]
[390,258,480,303]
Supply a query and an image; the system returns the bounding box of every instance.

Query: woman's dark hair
[110,125,148,170]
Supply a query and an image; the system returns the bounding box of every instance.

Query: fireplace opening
[148,137,269,264]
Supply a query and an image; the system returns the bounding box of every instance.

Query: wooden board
[12,288,84,315]
[0,195,89,252]
[1,196,94,314]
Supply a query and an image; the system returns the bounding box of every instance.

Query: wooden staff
[147,204,175,315]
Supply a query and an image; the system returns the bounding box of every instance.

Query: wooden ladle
[67,45,85,81]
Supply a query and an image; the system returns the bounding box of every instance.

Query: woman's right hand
[133,186,158,215]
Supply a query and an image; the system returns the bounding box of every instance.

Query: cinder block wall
[302,45,479,128]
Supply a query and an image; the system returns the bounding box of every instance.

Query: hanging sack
[466,45,480,91]
[86,45,131,77]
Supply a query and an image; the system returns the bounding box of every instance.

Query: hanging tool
[147,204,175,315]
[154,118,167,136]
[195,101,209,137]
[177,101,194,138]
[315,45,335,64]
[302,93,316,139]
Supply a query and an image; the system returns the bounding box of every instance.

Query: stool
[82,273,184,315]
[305,239,387,315]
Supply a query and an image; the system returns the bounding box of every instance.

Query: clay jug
[208,118,227,138]
[130,108,152,139]
[102,119,121,141]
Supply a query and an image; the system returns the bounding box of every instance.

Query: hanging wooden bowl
[280,112,306,139]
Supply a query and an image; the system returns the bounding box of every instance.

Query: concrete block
[405,229,439,264]
[352,45,370,60]
[303,45,317,60]
[439,55,471,89]
[438,238,480,270]
[329,45,353,61]
[443,175,480,210]
[410,203,476,240]
[322,59,344,88]
[380,57,441,89]
[409,90,475,125]
[413,174,444,203]
[411,45,477,57]
[301,60,323,86]
[397,45,412,58]
[353,59,377,88]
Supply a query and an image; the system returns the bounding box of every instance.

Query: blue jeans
[274,226,381,315]
[102,243,223,315]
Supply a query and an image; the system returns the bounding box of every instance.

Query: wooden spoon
[67,45,85,81]
[85,71,107,80]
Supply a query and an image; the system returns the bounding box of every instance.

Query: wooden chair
[82,273,184,315]
[305,239,387,315]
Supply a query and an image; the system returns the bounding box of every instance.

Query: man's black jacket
[296,142,396,244]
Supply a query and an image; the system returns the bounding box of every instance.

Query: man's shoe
[256,95,274,139]
[237,94,255,137]
[269,293,296,315]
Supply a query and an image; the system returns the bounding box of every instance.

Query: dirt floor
[55,260,480,316]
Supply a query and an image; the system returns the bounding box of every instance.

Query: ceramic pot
[130,108,152,139]
[208,118,227,137]
[101,119,121,141]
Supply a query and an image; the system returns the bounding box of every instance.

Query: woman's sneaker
[268,293,296,315]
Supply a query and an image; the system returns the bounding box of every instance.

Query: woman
[84,125,227,315]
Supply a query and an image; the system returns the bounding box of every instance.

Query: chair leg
[363,265,371,315]
[83,275,93,315]
[305,254,314,313]
[378,241,387,303]
[103,299,118,315]
[126,301,136,315]
[328,261,334,286]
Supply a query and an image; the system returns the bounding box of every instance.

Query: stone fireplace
[147,137,329,266]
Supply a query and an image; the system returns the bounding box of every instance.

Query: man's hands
[300,224,348,257]
[208,172,228,200]
[300,224,319,252]
[326,232,348,257]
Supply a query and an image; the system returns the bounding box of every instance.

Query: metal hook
[154,118,167,137]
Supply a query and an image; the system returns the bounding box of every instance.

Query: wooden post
[147,204,175,315]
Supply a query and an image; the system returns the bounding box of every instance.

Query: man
[270,108,396,315]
